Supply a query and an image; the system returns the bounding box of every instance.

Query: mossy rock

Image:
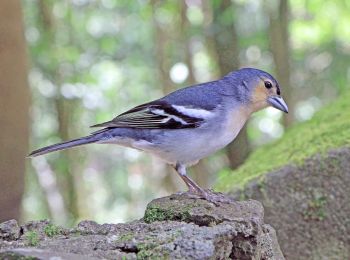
[143,196,197,223]
[216,91,350,191]
[143,193,264,226]
[0,195,284,259]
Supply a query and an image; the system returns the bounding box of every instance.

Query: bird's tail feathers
[28,135,98,157]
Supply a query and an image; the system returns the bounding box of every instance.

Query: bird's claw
[182,189,235,206]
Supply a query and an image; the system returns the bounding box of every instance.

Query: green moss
[136,243,170,260]
[44,224,61,237]
[216,92,350,191]
[143,204,194,223]
[135,229,181,259]
[119,232,134,242]
[303,196,327,221]
[25,231,39,246]
[136,243,156,259]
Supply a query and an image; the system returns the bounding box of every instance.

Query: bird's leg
[174,163,235,205]
[174,163,205,194]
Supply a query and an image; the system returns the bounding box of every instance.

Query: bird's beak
[267,96,289,113]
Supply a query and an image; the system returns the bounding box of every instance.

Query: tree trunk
[267,0,293,127]
[211,0,250,169]
[0,0,30,221]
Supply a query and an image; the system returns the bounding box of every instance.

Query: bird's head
[225,68,289,114]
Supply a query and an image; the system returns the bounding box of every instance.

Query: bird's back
[160,80,224,110]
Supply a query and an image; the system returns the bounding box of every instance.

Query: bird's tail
[28,134,98,157]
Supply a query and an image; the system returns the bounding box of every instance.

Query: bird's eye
[264,81,273,89]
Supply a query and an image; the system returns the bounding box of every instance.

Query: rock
[232,148,350,260]
[0,193,284,259]
[0,219,20,241]
[143,193,264,226]
[0,248,99,260]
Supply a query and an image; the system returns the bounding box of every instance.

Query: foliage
[25,231,39,247]
[44,223,61,237]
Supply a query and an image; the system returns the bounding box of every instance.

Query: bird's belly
[161,109,249,165]
[134,125,243,166]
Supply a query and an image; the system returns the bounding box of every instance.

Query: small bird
[29,68,288,202]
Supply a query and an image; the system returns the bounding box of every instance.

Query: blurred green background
[0,0,349,226]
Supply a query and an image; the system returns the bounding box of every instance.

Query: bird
[29,68,288,202]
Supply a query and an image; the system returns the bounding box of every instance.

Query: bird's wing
[91,100,215,129]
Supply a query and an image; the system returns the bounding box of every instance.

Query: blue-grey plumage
[29,68,288,202]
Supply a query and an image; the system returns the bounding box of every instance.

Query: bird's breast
[217,106,250,147]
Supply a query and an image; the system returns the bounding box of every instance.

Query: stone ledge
[0,193,284,259]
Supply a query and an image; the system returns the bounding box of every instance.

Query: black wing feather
[91,100,204,129]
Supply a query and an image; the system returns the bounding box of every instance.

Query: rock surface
[0,193,284,259]
[232,147,350,260]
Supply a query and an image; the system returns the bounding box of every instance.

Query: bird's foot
[180,189,235,206]
[199,189,236,205]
